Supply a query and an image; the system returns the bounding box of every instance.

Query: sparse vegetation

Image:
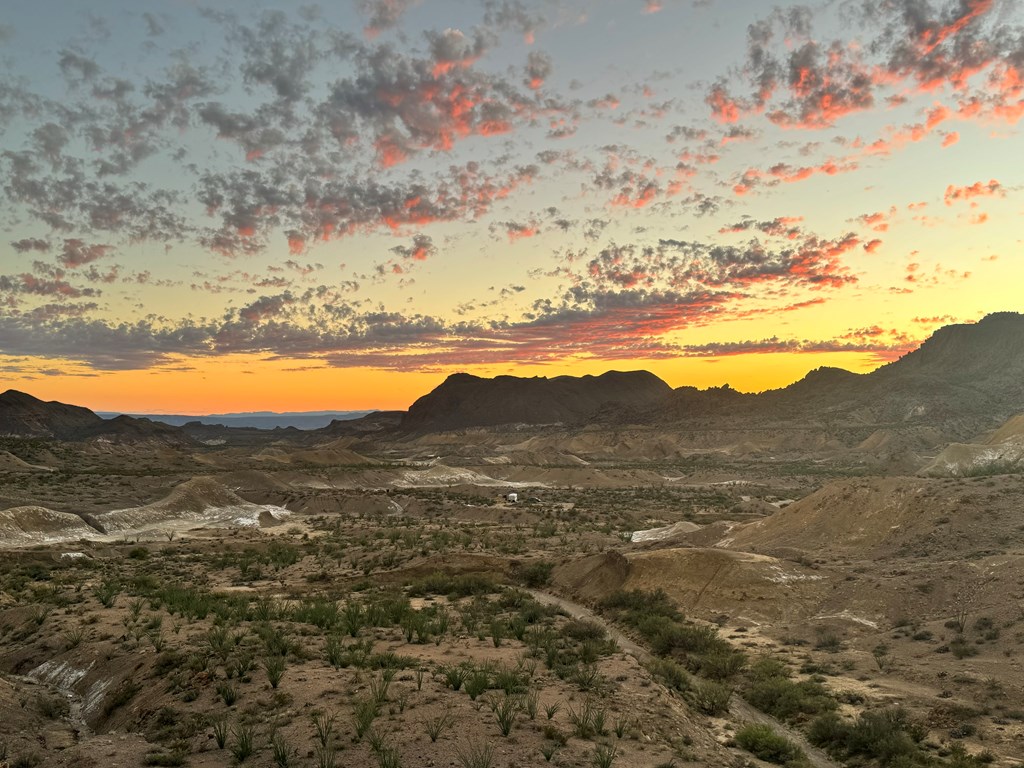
[2,412,1024,768]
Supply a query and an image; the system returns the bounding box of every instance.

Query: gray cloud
[10,238,51,253]
[708,0,1023,129]
[357,0,418,35]
[58,239,113,268]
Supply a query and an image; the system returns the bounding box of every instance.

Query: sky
[1,0,1022,413]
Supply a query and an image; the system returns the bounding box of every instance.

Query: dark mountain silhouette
[654,312,1024,440]
[787,312,1024,426]
[4,313,1023,443]
[0,390,188,442]
[401,370,673,431]
[0,390,104,438]
[399,313,1024,438]
[97,410,376,430]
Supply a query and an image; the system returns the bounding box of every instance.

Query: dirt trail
[526,588,842,768]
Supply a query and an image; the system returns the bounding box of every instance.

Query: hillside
[401,370,673,431]
[392,313,1024,441]
[0,390,104,438]
[0,390,188,443]
[647,312,1024,446]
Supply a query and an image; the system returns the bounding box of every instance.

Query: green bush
[688,680,731,715]
[408,573,497,598]
[745,670,836,724]
[645,657,690,693]
[808,708,927,767]
[520,561,554,588]
[734,723,805,766]
[695,647,747,681]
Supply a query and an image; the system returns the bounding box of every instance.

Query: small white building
[506,492,518,503]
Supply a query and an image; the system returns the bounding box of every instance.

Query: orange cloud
[707,84,741,123]
[943,179,1003,205]
[919,0,993,55]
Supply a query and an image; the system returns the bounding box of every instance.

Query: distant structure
[506,492,518,503]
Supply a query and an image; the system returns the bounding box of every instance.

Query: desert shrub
[353,699,378,739]
[519,561,554,588]
[562,619,606,642]
[366,595,412,627]
[492,663,529,695]
[425,709,455,742]
[257,623,294,657]
[366,651,417,670]
[950,636,979,659]
[263,655,286,688]
[619,607,735,670]
[342,601,365,636]
[271,733,291,767]
[292,598,339,630]
[230,724,255,762]
[454,739,494,768]
[408,573,497,598]
[569,662,602,691]
[492,693,522,736]
[94,579,121,608]
[443,663,471,691]
[211,715,229,748]
[808,708,927,767]
[694,647,747,680]
[158,585,213,620]
[592,743,618,768]
[688,680,731,715]
[745,660,836,724]
[216,682,239,706]
[62,626,84,651]
[36,694,70,719]
[265,541,300,568]
[102,677,142,717]
[600,589,681,623]
[464,667,490,700]
[646,657,690,693]
[567,697,604,739]
[312,712,336,747]
[735,723,805,765]
[814,630,843,652]
[142,751,187,766]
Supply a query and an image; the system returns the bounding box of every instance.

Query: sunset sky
[1,0,1022,413]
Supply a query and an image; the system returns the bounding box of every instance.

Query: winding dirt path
[525,588,842,768]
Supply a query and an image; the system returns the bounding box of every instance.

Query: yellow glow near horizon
[2,347,901,414]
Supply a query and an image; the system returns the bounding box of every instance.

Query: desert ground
[2,406,1024,768]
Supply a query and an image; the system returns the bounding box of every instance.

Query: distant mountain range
[400,312,1024,437]
[95,410,378,431]
[3,312,1023,443]
[0,390,185,442]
